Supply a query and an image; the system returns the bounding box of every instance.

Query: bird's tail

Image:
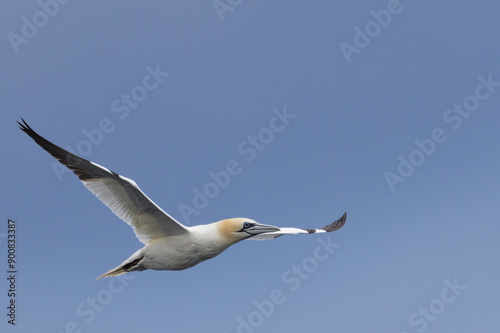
[95,265,127,280]
[95,256,144,281]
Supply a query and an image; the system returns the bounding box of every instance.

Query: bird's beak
[245,223,280,235]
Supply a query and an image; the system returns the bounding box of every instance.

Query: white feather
[82,166,187,244]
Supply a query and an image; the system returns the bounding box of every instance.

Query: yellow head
[217,218,280,244]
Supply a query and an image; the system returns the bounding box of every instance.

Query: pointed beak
[245,223,280,235]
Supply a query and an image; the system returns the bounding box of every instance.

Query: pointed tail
[95,265,127,281]
[95,256,143,281]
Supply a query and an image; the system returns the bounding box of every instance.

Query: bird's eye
[243,222,252,229]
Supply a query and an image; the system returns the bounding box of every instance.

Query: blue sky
[2,1,500,332]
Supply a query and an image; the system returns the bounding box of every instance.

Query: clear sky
[2,1,500,332]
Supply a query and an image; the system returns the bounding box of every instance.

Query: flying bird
[18,119,346,280]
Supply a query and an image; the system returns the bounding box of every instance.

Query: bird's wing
[18,119,188,244]
[248,212,346,240]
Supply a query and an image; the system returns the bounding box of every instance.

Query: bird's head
[218,218,280,243]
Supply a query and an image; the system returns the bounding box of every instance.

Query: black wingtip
[322,212,347,232]
[17,118,124,182]
[17,118,25,130]
[18,118,33,135]
[18,118,50,146]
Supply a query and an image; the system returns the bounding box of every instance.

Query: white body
[130,224,231,272]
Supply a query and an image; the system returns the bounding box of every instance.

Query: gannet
[18,119,346,280]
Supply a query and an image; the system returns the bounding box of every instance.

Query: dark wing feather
[18,119,188,244]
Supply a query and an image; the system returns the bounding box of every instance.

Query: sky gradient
[2,1,500,332]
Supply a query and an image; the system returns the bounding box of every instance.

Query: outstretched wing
[248,212,347,240]
[18,118,188,244]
